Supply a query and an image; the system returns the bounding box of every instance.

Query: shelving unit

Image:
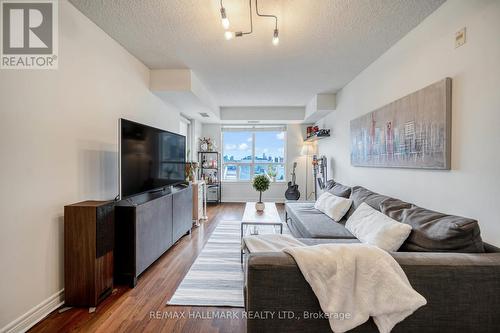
[198,151,221,204]
[304,133,330,142]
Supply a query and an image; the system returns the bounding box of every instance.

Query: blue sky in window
[255,132,285,162]
[223,131,285,162]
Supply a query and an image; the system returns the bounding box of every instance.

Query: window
[179,117,191,159]
[222,127,286,182]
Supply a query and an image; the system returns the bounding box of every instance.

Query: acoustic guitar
[285,162,300,200]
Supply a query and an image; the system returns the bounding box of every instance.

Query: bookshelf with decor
[198,151,221,204]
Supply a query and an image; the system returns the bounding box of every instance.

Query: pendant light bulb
[222,18,230,30]
[220,7,230,30]
[224,30,235,40]
[272,29,279,46]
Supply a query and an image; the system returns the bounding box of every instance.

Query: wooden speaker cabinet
[64,201,114,307]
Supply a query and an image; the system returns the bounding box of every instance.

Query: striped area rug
[168,220,245,307]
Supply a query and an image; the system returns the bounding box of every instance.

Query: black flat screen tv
[120,119,186,198]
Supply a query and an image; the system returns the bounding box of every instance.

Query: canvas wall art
[350,78,451,169]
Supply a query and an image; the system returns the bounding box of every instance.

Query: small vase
[255,202,265,212]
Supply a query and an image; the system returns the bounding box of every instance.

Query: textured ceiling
[69,0,445,107]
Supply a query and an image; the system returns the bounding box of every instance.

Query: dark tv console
[114,184,193,287]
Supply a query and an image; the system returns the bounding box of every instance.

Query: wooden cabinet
[64,201,114,307]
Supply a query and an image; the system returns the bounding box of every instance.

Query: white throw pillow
[314,192,330,211]
[314,192,352,222]
[345,202,412,252]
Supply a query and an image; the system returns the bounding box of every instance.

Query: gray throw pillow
[345,186,391,219]
[325,180,352,198]
[380,197,484,253]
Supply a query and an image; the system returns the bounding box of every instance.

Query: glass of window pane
[239,165,251,181]
[254,164,268,177]
[275,164,285,181]
[222,132,253,163]
[254,131,285,164]
[223,164,237,181]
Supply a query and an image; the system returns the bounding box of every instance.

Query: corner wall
[317,0,500,245]
[0,1,180,330]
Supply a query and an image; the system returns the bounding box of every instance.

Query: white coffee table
[241,202,283,262]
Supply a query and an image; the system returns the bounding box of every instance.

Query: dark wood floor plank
[30,203,285,333]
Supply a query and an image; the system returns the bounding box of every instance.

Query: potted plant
[252,174,270,211]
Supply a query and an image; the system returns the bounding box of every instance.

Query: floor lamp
[300,142,315,200]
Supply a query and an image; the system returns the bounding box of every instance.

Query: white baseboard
[1,289,64,333]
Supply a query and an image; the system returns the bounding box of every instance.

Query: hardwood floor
[30,203,285,333]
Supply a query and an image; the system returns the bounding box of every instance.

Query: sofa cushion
[325,180,352,198]
[380,198,485,253]
[346,186,391,218]
[286,202,355,239]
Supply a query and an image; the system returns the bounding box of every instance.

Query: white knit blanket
[243,234,305,252]
[283,243,427,333]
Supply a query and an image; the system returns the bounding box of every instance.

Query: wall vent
[247,120,260,124]
[199,112,210,118]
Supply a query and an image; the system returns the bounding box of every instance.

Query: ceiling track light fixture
[256,0,279,45]
[219,0,280,46]
[220,0,230,30]
[225,0,252,40]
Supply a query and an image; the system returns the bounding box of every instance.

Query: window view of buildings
[222,130,286,181]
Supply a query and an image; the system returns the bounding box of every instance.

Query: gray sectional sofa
[244,181,500,332]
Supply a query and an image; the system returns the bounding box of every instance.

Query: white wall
[202,124,315,202]
[191,119,203,162]
[317,0,500,245]
[201,123,222,157]
[0,1,180,330]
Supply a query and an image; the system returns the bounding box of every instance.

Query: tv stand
[114,185,193,287]
[149,187,167,194]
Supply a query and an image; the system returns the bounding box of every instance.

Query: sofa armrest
[246,251,500,333]
[246,252,339,333]
[392,251,500,331]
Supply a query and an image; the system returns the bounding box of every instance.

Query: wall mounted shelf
[304,134,330,142]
